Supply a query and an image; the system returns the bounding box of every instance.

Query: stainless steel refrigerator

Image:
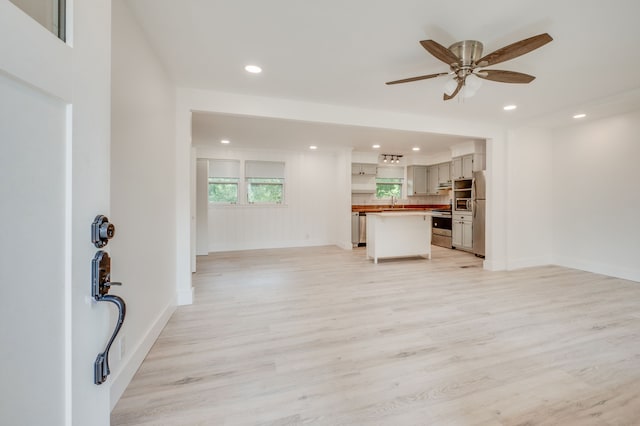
[472,170,486,257]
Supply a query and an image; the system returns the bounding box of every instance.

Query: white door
[1,2,113,425]
[0,73,68,426]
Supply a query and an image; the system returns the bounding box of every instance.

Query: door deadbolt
[91,215,115,248]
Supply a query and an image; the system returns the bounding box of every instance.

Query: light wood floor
[112,246,640,425]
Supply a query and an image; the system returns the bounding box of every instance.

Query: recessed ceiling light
[220,139,230,144]
[412,147,420,151]
[503,105,517,111]
[573,113,586,119]
[309,145,317,150]
[244,65,262,74]
[372,144,381,149]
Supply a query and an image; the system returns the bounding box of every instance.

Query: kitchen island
[366,211,432,263]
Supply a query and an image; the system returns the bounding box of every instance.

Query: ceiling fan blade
[420,40,460,66]
[477,70,536,84]
[386,72,449,85]
[443,79,464,101]
[476,33,553,67]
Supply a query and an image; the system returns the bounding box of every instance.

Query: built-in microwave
[453,178,473,212]
[455,198,472,211]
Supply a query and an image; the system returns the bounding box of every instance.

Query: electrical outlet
[118,335,126,360]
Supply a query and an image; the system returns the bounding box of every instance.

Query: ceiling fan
[386,33,553,101]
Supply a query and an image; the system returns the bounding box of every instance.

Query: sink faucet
[391,196,396,207]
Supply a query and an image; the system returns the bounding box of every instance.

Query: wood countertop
[367,211,436,217]
[352,204,450,213]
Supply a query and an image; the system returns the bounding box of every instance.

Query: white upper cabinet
[352,163,377,175]
[351,163,377,193]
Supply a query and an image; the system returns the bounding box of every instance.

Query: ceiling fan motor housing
[448,40,483,67]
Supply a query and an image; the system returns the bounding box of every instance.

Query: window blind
[376,166,404,179]
[245,161,285,179]
[208,159,240,178]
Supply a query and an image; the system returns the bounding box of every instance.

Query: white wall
[196,159,209,255]
[109,0,177,409]
[197,147,346,252]
[551,110,640,282]
[505,128,554,269]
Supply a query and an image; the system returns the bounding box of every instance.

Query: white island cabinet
[366,212,432,263]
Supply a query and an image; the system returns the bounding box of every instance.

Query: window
[9,0,66,41]
[247,178,284,203]
[208,177,238,203]
[376,166,404,199]
[376,178,403,199]
[245,161,285,204]
[208,159,240,203]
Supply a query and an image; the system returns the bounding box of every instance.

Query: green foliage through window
[208,178,238,203]
[376,178,403,199]
[247,178,284,204]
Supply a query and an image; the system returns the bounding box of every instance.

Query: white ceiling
[127,0,640,154]
[191,112,474,155]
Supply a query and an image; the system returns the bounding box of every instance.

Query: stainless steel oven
[432,212,452,248]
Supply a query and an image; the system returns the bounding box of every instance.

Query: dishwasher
[351,212,367,247]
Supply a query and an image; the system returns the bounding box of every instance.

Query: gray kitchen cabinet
[407,165,428,196]
[452,213,473,251]
[438,162,451,185]
[452,155,473,179]
[427,165,439,194]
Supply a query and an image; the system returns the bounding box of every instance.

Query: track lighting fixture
[381,154,403,164]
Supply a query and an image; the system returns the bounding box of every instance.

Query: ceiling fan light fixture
[462,74,482,98]
[444,78,458,96]
[387,33,553,101]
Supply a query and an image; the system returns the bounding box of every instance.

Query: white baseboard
[507,254,553,270]
[208,239,335,253]
[483,258,507,271]
[109,300,176,411]
[553,255,640,283]
[176,286,194,305]
[336,240,354,250]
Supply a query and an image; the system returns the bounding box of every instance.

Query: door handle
[91,214,127,385]
[91,250,127,385]
[93,294,126,385]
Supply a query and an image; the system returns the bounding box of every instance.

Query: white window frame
[245,161,286,205]
[375,166,404,199]
[208,159,241,204]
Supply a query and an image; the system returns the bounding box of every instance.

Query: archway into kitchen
[174,88,508,305]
